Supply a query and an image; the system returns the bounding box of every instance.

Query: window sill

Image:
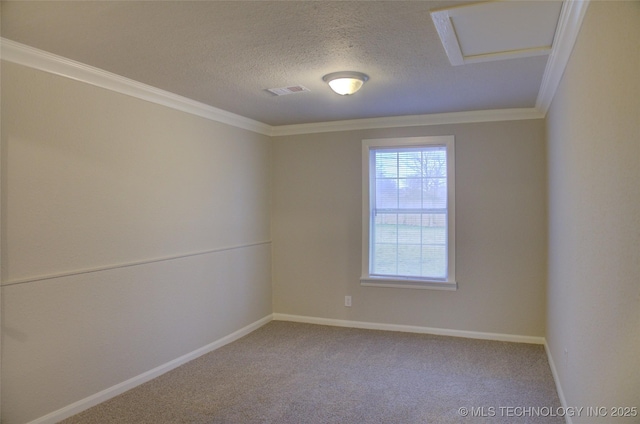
[360,276,457,291]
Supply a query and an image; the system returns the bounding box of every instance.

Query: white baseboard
[272,313,545,345]
[29,314,555,424]
[28,314,273,424]
[544,341,571,424]
[273,314,573,422]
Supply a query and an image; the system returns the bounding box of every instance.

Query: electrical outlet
[345,296,352,307]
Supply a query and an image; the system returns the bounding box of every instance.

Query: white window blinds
[362,136,455,289]
[370,146,448,279]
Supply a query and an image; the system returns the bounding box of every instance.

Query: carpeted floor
[61,321,563,423]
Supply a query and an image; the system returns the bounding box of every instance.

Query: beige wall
[546,2,640,421]
[6,4,638,422]
[1,62,272,423]
[272,119,547,337]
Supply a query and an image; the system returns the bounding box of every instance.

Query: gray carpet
[61,321,562,423]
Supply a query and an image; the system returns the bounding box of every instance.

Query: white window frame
[361,136,456,290]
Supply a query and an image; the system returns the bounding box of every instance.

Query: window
[361,136,456,290]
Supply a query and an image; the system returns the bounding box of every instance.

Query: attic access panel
[431,1,564,66]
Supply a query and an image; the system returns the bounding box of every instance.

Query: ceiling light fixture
[322,71,369,96]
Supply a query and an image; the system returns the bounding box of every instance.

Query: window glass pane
[374,213,397,243]
[373,213,397,275]
[375,151,398,178]
[423,147,447,177]
[422,245,447,279]
[398,151,421,178]
[397,214,421,244]
[373,244,397,275]
[398,177,422,209]
[397,244,421,276]
[422,178,447,209]
[421,214,447,244]
[376,177,398,209]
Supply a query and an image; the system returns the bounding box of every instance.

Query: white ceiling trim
[0,38,542,136]
[2,0,587,138]
[450,47,551,66]
[536,0,590,115]
[0,38,273,136]
[430,1,558,66]
[270,108,544,137]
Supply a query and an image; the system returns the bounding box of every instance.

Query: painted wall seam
[1,241,272,287]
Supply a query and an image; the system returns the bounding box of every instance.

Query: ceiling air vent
[267,85,310,96]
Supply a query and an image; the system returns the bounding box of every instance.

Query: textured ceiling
[1,1,556,126]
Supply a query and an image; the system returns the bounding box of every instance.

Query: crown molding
[270,108,544,137]
[536,0,590,114]
[4,21,584,138]
[0,38,273,136]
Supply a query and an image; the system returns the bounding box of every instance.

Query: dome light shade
[323,71,369,96]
